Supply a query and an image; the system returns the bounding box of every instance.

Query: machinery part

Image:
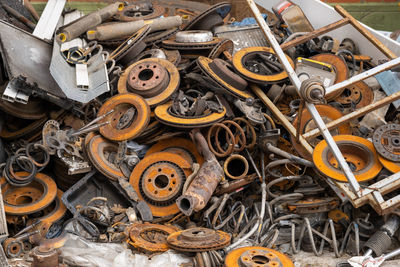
[197,57,252,100]
[1,173,57,216]
[192,250,224,267]
[291,104,351,160]
[166,227,231,252]
[232,47,294,84]
[313,135,382,182]
[233,99,266,125]
[309,53,349,101]
[133,49,167,62]
[335,81,374,109]
[223,154,249,180]
[208,39,234,60]
[0,97,47,120]
[287,197,339,214]
[154,101,226,128]
[130,152,191,217]
[373,124,400,162]
[26,143,50,170]
[4,155,37,186]
[162,36,222,50]
[175,30,213,43]
[31,246,59,267]
[115,3,165,21]
[224,246,294,267]
[378,155,400,174]
[97,93,150,141]
[118,58,180,107]
[145,137,204,165]
[86,135,125,181]
[3,238,23,258]
[183,2,231,31]
[127,223,178,253]
[144,28,179,46]
[295,57,336,87]
[34,190,67,232]
[177,131,224,216]
[207,123,235,158]
[299,78,326,104]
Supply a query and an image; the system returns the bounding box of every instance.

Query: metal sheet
[375,71,400,109]
[33,0,66,40]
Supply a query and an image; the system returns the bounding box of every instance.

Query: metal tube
[246,0,361,195]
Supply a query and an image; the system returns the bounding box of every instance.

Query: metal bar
[24,0,40,21]
[280,18,350,51]
[2,4,36,30]
[325,57,400,96]
[250,84,314,156]
[303,90,400,140]
[334,5,397,60]
[246,0,361,195]
[33,0,66,40]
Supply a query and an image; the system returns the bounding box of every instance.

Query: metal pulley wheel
[175,30,213,43]
[197,56,252,100]
[291,104,351,160]
[127,223,179,253]
[232,47,294,84]
[118,58,180,107]
[373,124,400,162]
[86,135,125,181]
[166,227,231,252]
[130,152,192,217]
[97,93,150,141]
[145,137,204,165]
[0,173,57,216]
[154,101,226,128]
[183,2,231,31]
[224,246,294,267]
[313,135,382,182]
[335,81,374,109]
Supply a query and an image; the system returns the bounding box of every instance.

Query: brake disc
[373,124,400,162]
[291,104,351,160]
[166,227,231,252]
[127,223,179,253]
[287,197,339,214]
[97,93,150,141]
[208,38,234,59]
[197,56,252,100]
[232,47,294,84]
[130,152,191,217]
[115,4,165,22]
[86,135,125,181]
[1,173,57,216]
[335,81,374,109]
[145,137,204,165]
[224,247,294,267]
[118,58,180,107]
[0,97,47,120]
[162,36,223,50]
[313,135,382,182]
[0,116,47,140]
[183,2,231,31]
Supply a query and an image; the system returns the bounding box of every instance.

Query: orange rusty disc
[1,173,57,216]
[335,81,374,109]
[97,93,150,141]
[378,155,400,174]
[130,152,192,217]
[224,246,294,267]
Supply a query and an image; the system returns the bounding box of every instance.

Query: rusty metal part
[183,2,231,31]
[167,227,231,252]
[287,197,339,214]
[130,152,191,217]
[224,154,249,180]
[233,117,257,149]
[162,36,222,50]
[115,4,165,22]
[378,155,400,174]
[232,47,294,84]
[3,238,23,258]
[0,173,57,216]
[197,57,252,100]
[0,97,47,120]
[127,222,178,253]
[313,135,382,182]
[224,246,294,267]
[86,135,125,181]
[118,58,180,107]
[176,30,213,43]
[0,116,47,141]
[291,104,351,160]
[208,39,234,60]
[145,137,204,165]
[215,120,246,154]
[154,101,226,128]
[335,81,374,109]
[31,246,59,267]
[207,123,235,158]
[144,27,179,46]
[33,190,67,233]
[373,124,400,162]
[97,93,150,141]
[177,131,224,216]
[309,53,349,101]
[215,174,257,196]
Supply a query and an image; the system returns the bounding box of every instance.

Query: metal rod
[24,0,40,21]
[2,4,36,30]
[246,0,361,195]
[303,90,400,140]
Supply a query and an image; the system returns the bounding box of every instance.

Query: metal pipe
[24,0,40,21]
[266,143,314,167]
[2,4,36,30]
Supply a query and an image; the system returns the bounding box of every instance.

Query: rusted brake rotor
[115,4,165,22]
[291,104,351,160]
[335,81,374,109]
[224,246,294,267]
[183,2,231,31]
[167,227,231,252]
[208,39,234,60]
[145,137,204,165]
[130,152,192,217]
[118,58,180,107]
[86,134,125,181]
[313,135,382,182]
[97,93,150,141]
[1,173,57,216]
[197,56,253,100]
[232,47,294,84]
[287,197,339,214]
[127,222,179,253]
[373,123,400,162]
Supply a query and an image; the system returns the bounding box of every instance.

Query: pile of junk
[0,0,400,266]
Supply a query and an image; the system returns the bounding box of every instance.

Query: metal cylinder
[32,246,59,267]
[176,132,224,216]
[223,154,249,180]
[147,16,182,33]
[87,20,145,40]
[363,230,392,257]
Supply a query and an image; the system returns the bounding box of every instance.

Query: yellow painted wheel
[378,155,400,174]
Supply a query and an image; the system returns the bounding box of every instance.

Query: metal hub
[373,124,400,162]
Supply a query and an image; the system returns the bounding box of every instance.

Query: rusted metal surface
[224,247,294,267]
[31,246,59,267]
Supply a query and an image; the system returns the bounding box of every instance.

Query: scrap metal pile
[0,0,400,266]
